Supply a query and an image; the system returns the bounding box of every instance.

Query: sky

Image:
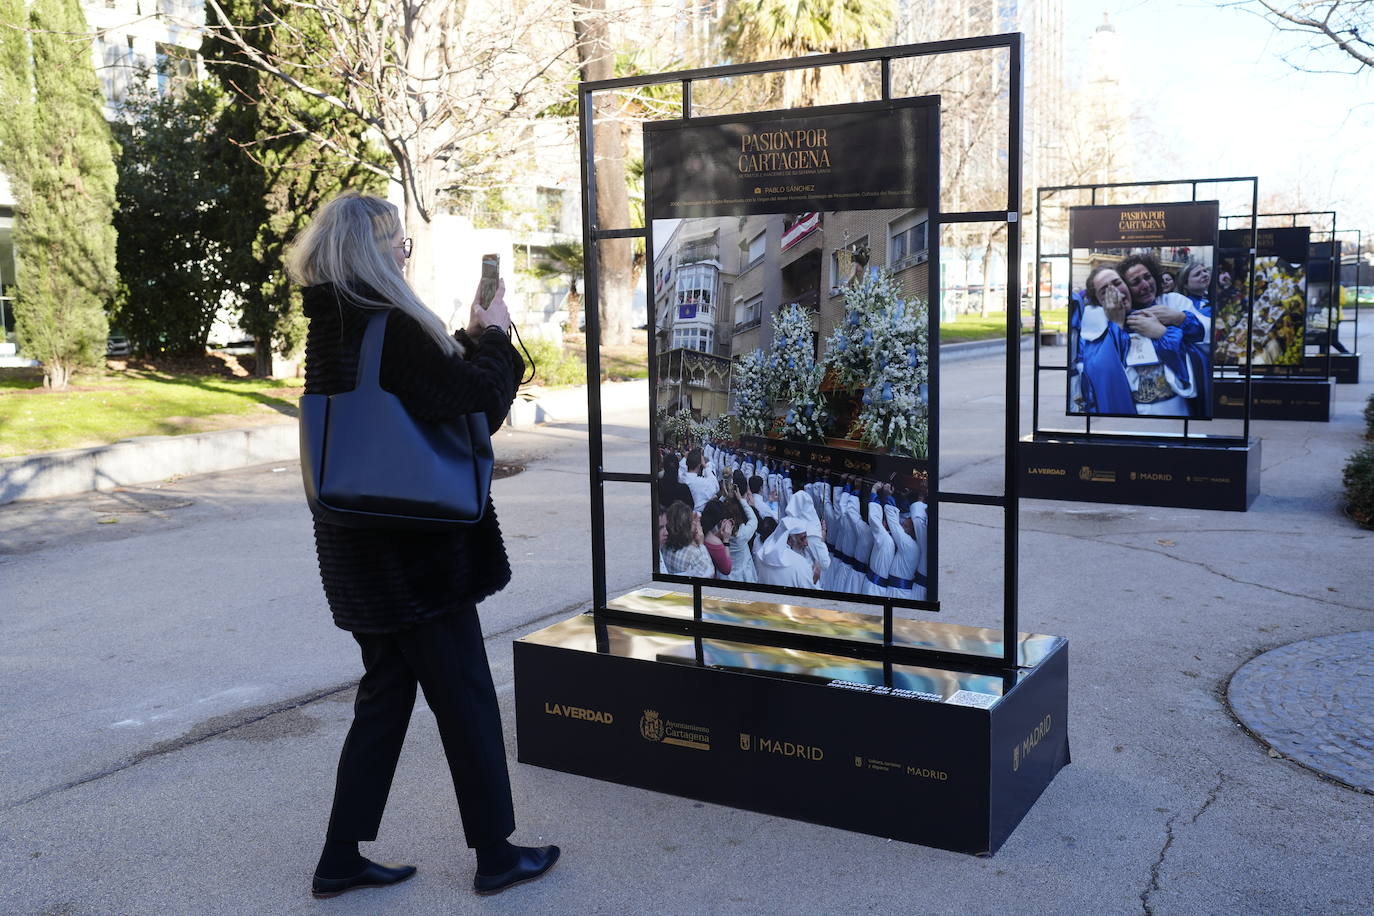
[651,1,1373,259]
[1066,1,1374,233]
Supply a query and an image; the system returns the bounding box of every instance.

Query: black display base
[514,597,1070,856]
[1303,353,1359,384]
[1214,377,1332,420]
[1019,434,1260,511]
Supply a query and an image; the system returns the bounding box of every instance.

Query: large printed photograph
[1066,202,1219,418]
[1304,239,1340,356]
[644,99,938,607]
[1214,227,1310,368]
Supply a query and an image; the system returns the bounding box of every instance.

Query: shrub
[1343,444,1374,529]
[1364,393,1374,438]
[519,336,586,388]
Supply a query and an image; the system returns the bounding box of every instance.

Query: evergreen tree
[1,0,117,388]
[112,82,244,356]
[203,0,386,376]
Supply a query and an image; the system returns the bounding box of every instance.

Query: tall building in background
[1050,12,1135,188]
[1025,0,1066,203]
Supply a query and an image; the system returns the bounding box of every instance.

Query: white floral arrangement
[696,413,733,446]
[731,347,774,436]
[823,270,929,458]
[770,303,829,442]
[661,408,697,445]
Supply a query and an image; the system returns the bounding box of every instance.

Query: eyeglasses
[395,237,413,259]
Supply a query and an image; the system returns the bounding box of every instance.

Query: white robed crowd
[659,442,928,601]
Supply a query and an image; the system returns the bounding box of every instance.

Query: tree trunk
[575,0,634,347]
[44,358,72,391]
[979,230,996,319]
[402,188,439,316]
[253,336,273,379]
[565,289,582,335]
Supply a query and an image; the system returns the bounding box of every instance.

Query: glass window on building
[889,213,929,266]
[831,235,869,288]
[535,187,566,233]
[746,231,765,266]
[670,326,714,353]
[736,295,762,327]
[675,263,716,316]
[679,232,718,265]
[156,43,197,99]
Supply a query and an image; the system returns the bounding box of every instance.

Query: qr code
[946,690,999,709]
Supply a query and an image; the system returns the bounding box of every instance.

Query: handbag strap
[355,309,391,391]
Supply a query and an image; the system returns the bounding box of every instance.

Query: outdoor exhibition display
[1020,178,1262,511]
[1329,227,1363,384]
[512,36,1070,856]
[1211,211,1345,419]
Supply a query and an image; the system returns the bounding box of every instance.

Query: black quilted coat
[301,283,523,633]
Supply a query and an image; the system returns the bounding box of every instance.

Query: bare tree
[572,0,634,346]
[1230,1,1374,72]
[201,0,581,307]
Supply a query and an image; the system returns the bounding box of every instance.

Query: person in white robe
[862,489,896,597]
[754,515,817,589]
[829,485,859,592]
[885,491,921,600]
[785,490,830,586]
[907,498,929,600]
[845,487,875,595]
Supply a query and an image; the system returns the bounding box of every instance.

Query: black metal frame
[1220,210,1339,379]
[1334,227,1362,359]
[580,34,1025,669]
[1031,177,1259,445]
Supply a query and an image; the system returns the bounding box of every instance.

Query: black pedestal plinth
[1304,353,1360,384]
[1019,434,1260,511]
[514,607,1070,856]
[1214,377,1332,420]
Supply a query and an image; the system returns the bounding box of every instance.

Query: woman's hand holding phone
[469,278,511,335]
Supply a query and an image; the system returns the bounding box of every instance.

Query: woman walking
[288,191,558,899]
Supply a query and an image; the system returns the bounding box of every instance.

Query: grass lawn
[0,367,302,458]
[939,308,1069,344]
[0,330,648,456]
[559,329,650,384]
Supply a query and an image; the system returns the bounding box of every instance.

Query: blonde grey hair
[286,191,462,357]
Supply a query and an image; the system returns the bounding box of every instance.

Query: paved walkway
[1228,631,1374,794]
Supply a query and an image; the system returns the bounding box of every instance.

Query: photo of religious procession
[650,209,932,603]
[1066,202,1218,418]
[1213,227,1310,369]
[652,210,931,456]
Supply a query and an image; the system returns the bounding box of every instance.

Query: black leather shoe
[311,860,417,899]
[473,845,560,895]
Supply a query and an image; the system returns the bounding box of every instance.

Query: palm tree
[720,0,893,107]
[530,241,585,333]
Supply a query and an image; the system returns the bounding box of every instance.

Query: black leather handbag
[299,309,494,530]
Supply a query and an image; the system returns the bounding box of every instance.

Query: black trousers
[324,606,516,848]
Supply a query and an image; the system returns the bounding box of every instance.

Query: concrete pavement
[1,332,1372,914]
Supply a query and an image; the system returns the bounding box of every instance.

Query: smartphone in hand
[479,254,500,308]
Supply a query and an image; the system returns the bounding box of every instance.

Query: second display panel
[645,97,941,609]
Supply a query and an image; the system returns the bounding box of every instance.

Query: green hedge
[1344,444,1374,529]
